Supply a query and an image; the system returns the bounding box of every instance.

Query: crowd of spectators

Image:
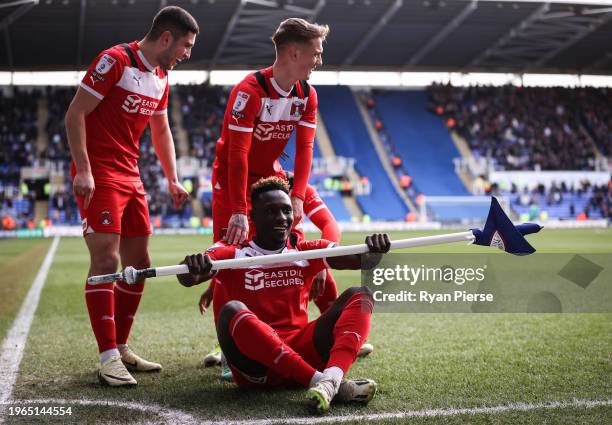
[580,87,612,157]
[3,83,610,230]
[482,178,611,220]
[43,87,75,163]
[138,127,194,227]
[428,84,610,171]
[0,88,38,177]
[0,88,39,229]
[175,83,227,165]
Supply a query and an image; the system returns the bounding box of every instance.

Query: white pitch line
[0,236,60,423]
[1,398,610,425]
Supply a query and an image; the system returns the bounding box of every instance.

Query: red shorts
[211,161,286,242]
[229,320,325,389]
[75,179,151,238]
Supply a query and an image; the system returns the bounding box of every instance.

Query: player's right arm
[178,252,215,287]
[65,89,100,209]
[304,185,341,243]
[65,49,123,209]
[177,244,233,287]
[225,84,261,244]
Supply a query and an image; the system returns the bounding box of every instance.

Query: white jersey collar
[270,77,292,98]
[249,240,286,255]
[136,49,155,72]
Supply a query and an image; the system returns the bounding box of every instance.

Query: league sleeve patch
[95,54,117,75]
[232,91,250,112]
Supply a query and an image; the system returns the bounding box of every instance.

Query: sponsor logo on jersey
[244,268,304,291]
[99,210,113,226]
[265,102,273,116]
[232,91,250,113]
[245,269,265,291]
[132,75,142,87]
[122,94,158,115]
[122,94,142,113]
[95,54,116,75]
[253,123,295,142]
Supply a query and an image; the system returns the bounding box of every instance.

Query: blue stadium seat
[316,86,407,220]
[374,90,487,221]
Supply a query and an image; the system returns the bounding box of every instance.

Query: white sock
[323,366,344,383]
[309,371,326,388]
[117,344,128,352]
[100,348,120,364]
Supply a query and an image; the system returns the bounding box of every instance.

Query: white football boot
[98,356,137,386]
[336,378,378,404]
[307,376,340,414]
[120,346,162,372]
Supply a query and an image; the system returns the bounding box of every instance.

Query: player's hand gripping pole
[87,198,542,285]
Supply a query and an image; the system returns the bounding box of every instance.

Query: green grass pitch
[0,228,610,424]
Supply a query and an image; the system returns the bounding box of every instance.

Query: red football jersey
[292,184,340,243]
[73,41,169,182]
[213,66,318,213]
[209,238,333,338]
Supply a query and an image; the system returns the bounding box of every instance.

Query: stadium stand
[43,87,74,162]
[372,89,488,221]
[1,84,609,229]
[501,180,611,221]
[316,86,408,220]
[581,87,612,157]
[175,83,228,165]
[277,132,352,222]
[427,84,607,170]
[0,88,39,229]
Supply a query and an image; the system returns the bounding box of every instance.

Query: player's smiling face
[295,37,323,80]
[159,31,196,70]
[252,190,293,250]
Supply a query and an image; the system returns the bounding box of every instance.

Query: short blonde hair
[272,18,329,49]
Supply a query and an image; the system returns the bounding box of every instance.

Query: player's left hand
[168,179,190,208]
[366,233,391,253]
[291,196,304,225]
[309,269,327,301]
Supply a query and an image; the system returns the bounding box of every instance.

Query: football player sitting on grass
[178,177,390,413]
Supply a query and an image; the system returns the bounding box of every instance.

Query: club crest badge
[290,100,305,118]
[99,210,113,226]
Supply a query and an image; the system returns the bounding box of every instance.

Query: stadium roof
[1,0,611,74]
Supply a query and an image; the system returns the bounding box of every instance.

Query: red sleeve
[154,79,169,115]
[226,83,261,214]
[297,238,335,275]
[204,242,235,261]
[303,185,340,243]
[205,243,235,321]
[292,86,317,200]
[212,275,230,325]
[80,49,123,100]
[310,208,340,243]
